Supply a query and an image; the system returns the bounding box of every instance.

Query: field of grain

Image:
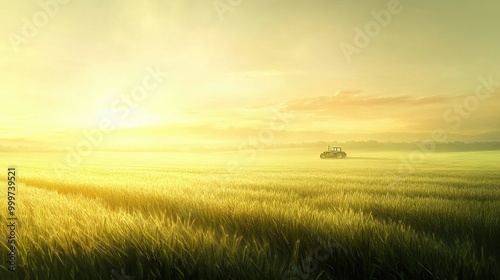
[1,149,499,279]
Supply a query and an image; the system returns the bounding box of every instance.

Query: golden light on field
[2,149,500,278]
[1,2,500,279]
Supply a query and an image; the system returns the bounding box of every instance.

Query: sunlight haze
[1,0,499,150]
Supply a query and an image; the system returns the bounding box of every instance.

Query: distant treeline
[1,140,499,153]
[265,141,500,152]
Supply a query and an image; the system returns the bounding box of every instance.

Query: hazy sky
[1,0,499,150]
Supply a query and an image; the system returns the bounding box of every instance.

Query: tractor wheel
[342,153,347,158]
[336,153,343,159]
[320,154,326,159]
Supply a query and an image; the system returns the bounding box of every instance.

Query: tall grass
[1,150,499,279]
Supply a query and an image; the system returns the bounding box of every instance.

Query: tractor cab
[320,145,347,159]
[329,146,342,152]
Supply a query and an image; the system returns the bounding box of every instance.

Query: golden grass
[1,150,499,279]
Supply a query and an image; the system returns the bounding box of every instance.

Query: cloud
[282,91,459,117]
[253,90,500,142]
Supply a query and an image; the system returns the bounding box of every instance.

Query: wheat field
[1,149,499,279]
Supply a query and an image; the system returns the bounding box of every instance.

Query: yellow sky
[1,0,499,151]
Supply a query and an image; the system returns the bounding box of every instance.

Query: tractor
[320,146,347,159]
